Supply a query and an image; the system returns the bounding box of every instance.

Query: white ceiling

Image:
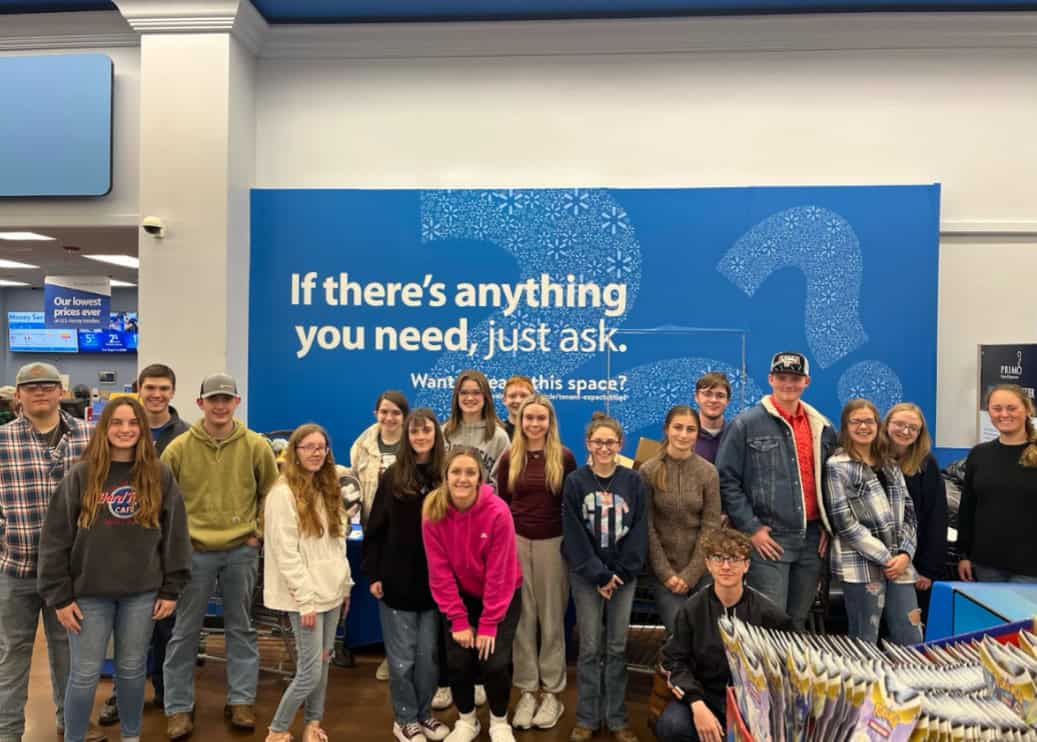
[0,226,138,288]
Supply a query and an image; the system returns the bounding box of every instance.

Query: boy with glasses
[693,373,732,464]
[159,373,278,739]
[715,352,837,631]
[656,528,790,742]
[0,363,105,742]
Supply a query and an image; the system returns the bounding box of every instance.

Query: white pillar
[115,0,265,422]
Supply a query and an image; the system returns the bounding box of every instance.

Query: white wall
[253,15,1037,448]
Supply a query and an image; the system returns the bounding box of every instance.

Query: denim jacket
[716,396,837,538]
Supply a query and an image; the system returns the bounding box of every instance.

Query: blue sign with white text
[44,276,111,329]
[249,185,940,457]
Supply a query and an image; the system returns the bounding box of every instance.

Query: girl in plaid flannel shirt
[823,399,922,646]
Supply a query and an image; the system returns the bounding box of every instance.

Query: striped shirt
[0,412,93,579]
[824,452,918,585]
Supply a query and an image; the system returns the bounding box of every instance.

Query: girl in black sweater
[363,409,451,742]
[958,385,1037,583]
[883,402,948,618]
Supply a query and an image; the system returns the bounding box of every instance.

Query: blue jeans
[843,580,922,645]
[0,573,70,740]
[379,603,439,724]
[64,592,157,742]
[746,521,822,631]
[973,562,1037,584]
[570,571,636,732]
[655,699,725,742]
[269,606,341,732]
[163,543,259,714]
[648,573,709,637]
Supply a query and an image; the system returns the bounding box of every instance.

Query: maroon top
[496,447,577,540]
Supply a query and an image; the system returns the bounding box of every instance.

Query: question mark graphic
[717,205,866,370]
[417,188,642,419]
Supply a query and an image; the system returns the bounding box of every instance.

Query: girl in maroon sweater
[493,396,576,731]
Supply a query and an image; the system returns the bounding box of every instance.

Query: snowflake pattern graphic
[837,361,904,413]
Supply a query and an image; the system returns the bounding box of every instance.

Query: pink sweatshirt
[422,484,523,638]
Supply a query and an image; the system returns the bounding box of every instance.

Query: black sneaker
[98,695,120,726]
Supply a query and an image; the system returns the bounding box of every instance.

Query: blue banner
[44,276,111,329]
[249,185,940,457]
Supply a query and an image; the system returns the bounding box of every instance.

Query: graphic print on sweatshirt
[581,491,631,548]
[101,481,139,524]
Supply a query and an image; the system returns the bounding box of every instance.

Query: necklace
[592,467,616,494]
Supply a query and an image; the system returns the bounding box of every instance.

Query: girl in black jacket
[883,402,947,619]
[362,409,450,742]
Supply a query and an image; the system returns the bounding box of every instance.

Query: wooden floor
[25,629,657,742]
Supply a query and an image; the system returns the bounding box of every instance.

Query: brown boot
[166,711,194,740]
[569,726,596,742]
[225,703,257,730]
[612,727,640,742]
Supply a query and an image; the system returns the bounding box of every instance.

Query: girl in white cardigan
[264,423,353,742]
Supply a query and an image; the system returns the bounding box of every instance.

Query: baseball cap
[15,362,63,387]
[769,352,810,377]
[199,372,239,399]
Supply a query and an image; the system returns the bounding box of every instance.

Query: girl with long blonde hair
[264,424,353,742]
[38,397,191,742]
[492,396,576,730]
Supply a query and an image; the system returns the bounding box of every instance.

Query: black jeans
[443,590,521,717]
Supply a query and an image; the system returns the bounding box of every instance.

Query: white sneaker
[474,684,487,707]
[512,692,537,730]
[489,720,515,742]
[394,721,429,742]
[431,686,453,710]
[420,717,450,742]
[445,716,481,742]
[377,658,390,680]
[531,693,564,730]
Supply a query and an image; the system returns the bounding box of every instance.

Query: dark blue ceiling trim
[3,0,1037,21]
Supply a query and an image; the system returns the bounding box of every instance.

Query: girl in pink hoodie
[422,447,523,742]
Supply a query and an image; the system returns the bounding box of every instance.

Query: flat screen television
[8,311,138,353]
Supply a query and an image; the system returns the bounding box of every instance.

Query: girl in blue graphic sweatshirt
[561,412,648,741]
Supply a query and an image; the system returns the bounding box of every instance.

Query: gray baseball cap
[16,362,62,387]
[199,372,239,399]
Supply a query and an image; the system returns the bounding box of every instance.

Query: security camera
[141,216,166,238]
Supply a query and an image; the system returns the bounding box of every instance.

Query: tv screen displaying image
[7,311,138,353]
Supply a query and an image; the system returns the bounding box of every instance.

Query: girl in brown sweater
[639,406,722,634]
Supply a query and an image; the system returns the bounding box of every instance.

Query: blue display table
[926,581,1037,641]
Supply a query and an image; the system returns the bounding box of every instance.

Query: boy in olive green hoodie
[159,373,278,740]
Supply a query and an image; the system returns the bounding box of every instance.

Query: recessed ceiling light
[0,259,39,269]
[109,279,136,287]
[0,232,55,241]
[83,254,139,269]
[0,279,30,287]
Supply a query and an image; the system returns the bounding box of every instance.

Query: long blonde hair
[882,402,932,476]
[508,395,565,495]
[422,447,483,524]
[282,424,345,539]
[78,397,162,528]
[985,384,1037,468]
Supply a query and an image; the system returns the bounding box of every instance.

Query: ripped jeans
[268,606,341,732]
[843,579,922,646]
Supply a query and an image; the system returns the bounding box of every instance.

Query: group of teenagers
[0,348,1034,742]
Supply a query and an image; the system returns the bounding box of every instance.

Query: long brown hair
[282,424,345,539]
[422,447,483,524]
[882,402,932,476]
[388,409,446,499]
[78,397,162,529]
[985,384,1037,468]
[837,399,890,465]
[507,395,565,495]
[646,405,700,493]
[443,370,502,443]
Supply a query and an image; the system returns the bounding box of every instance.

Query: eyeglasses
[698,390,729,400]
[889,421,921,434]
[707,555,748,566]
[588,438,620,449]
[21,382,59,393]
[848,418,877,428]
[458,389,483,398]
[297,444,328,455]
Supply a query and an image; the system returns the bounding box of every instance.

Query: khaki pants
[512,535,568,694]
